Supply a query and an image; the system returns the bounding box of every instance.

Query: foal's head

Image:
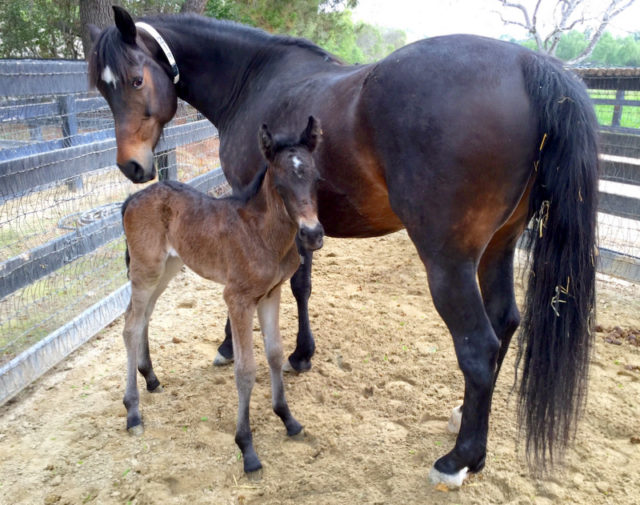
[88,7,177,183]
[259,116,324,251]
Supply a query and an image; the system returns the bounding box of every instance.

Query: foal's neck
[245,169,296,254]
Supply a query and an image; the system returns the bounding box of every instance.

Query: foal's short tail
[121,194,137,276]
[517,54,599,468]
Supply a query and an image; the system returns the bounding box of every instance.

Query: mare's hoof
[447,404,463,434]
[213,351,233,366]
[246,467,263,481]
[428,465,469,489]
[288,427,305,441]
[283,358,311,374]
[128,424,144,437]
[243,454,263,476]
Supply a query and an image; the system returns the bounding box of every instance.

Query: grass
[590,90,640,129]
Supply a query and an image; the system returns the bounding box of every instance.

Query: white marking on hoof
[447,404,463,434]
[213,351,233,366]
[428,465,469,488]
[128,424,144,437]
[282,359,295,373]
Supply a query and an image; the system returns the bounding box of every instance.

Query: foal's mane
[88,13,341,87]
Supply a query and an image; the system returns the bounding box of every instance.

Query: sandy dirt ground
[1,231,639,505]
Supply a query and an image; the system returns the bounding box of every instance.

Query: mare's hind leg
[225,289,261,474]
[257,286,303,436]
[446,204,529,435]
[423,256,499,486]
[285,241,315,372]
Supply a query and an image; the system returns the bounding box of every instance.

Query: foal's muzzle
[298,222,324,251]
[117,159,156,184]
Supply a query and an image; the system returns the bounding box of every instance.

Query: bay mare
[121,118,323,473]
[89,7,599,486]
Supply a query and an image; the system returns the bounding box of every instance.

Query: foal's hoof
[149,384,164,393]
[128,424,144,437]
[246,467,263,481]
[447,404,463,434]
[428,465,469,489]
[213,351,233,366]
[283,358,312,374]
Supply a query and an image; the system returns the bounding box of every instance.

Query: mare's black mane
[88,13,340,87]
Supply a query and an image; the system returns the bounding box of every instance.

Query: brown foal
[120,117,323,474]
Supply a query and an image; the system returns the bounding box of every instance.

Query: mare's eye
[131,76,144,89]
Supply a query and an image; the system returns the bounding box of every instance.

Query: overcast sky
[352,0,640,42]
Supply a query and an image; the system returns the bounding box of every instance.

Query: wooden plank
[598,191,640,220]
[599,131,640,158]
[0,212,123,300]
[0,283,131,406]
[0,120,217,202]
[601,159,640,186]
[0,167,227,300]
[0,60,89,97]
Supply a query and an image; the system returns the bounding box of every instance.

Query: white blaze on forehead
[292,156,302,169]
[101,65,117,89]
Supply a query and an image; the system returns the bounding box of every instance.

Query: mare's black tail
[518,54,599,467]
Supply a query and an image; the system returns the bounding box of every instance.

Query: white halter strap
[135,22,180,84]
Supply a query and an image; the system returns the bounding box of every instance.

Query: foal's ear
[88,24,102,44]
[300,116,322,152]
[259,124,275,162]
[113,6,137,46]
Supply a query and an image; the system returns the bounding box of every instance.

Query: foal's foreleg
[225,292,261,473]
[285,240,315,372]
[257,286,303,437]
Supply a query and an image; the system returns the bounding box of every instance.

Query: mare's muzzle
[117,160,156,183]
[298,222,324,251]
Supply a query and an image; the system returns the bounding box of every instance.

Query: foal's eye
[131,76,144,89]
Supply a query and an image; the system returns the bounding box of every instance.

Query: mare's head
[259,116,324,251]
[88,7,177,183]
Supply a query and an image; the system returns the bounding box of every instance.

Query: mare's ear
[113,6,137,45]
[88,24,102,44]
[259,124,275,162]
[300,116,322,152]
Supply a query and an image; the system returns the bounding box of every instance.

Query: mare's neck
[144,16,272,127]
[142,15,337,129]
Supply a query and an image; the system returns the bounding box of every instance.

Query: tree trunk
[180,0,208,14]
[79,0,113,60]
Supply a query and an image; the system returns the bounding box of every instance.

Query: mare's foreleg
[225,291,261,474]
[285,240,315,372]
[257,286,303,436]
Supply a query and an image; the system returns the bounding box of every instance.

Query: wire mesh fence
[0,61,227,374]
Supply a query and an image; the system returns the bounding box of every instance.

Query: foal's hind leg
[257,286,303,436]
[137,256,184,393]
[122,284,156,434]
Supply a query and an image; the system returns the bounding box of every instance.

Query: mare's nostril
[117,161,150,183]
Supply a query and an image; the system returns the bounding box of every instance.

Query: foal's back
[123,181,255,286]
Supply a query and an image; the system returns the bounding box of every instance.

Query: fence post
[58,95,83,191]
[157,149,178,181]
[612,89,625,128]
